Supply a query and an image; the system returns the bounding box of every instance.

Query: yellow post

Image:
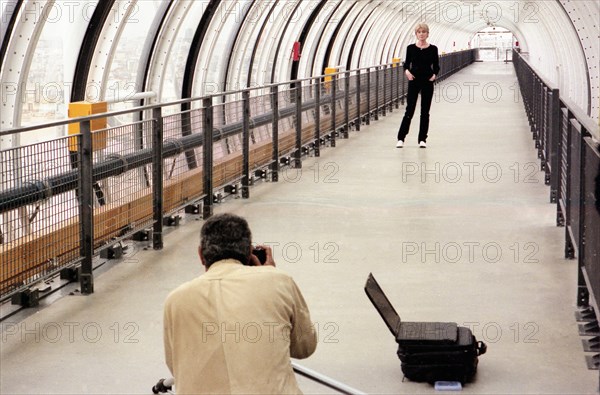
[392,58,402,67]
[324,67,338,90]
[68,101,108,152]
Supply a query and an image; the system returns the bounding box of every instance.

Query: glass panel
[161,1,208,104]
[20,1,99,145]
[105,1,162,123]
[248,0,301,87]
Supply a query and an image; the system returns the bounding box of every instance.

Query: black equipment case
[364,273,487,384]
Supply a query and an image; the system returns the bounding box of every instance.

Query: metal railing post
[531,76,538,142]
[152,107,164,250]
[270,86,280,182]
[331,74,337,147]
[374,66,380,121]
[382,66,387,117]
[314,79,321,156]
[343,71,350,138]
[390,65,394,111]
[564,116,575,260]
[242,90,250,198]
[366,67,371,125]
[395,63,400,109]
[391,64,395,107]
[294,81,303,168]
[355,69,361,131]
[79,120,94,294]
[202,97,214,219]
[549,88,560,203]
[573,120,587,307]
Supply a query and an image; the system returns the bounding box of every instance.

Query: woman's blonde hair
[415,23,429,33]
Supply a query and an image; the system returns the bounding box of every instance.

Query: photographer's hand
[248,252,262,266]
[251,245,276,267]
[261,246,276,267]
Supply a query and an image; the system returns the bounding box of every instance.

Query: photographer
[163,213,317,394]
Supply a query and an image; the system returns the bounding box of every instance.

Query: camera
[252,248,267,265]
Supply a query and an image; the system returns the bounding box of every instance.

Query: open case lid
[364,273,401,338]
[364,273,458,344]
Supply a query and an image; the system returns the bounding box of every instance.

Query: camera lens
[252,248,267,264]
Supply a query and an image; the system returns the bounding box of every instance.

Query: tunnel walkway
[0,62,597,394]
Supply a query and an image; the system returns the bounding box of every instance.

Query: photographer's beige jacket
[164,259,317,394]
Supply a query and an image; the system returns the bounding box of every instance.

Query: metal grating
[0,136,80,295]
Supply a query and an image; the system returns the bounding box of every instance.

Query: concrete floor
[1,62,598,394]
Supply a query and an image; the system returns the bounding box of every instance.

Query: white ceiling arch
[0,0,598,143]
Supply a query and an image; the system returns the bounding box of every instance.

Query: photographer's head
[199,213,252,268]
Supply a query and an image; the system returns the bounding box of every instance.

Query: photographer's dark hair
[200,213,252,268]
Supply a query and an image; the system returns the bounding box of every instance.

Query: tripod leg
[152,366,365,395]
[152,377,174,394]
[292,362,367,395]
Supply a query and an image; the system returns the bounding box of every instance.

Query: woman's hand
[429,74,436,82]
[405,69,415,81]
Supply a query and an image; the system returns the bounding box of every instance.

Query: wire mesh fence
[0,135,79,295]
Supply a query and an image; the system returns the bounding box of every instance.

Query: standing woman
[396,23,440,148]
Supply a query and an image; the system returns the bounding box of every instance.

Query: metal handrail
[0,62,399,137]
[513,50,598,141]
